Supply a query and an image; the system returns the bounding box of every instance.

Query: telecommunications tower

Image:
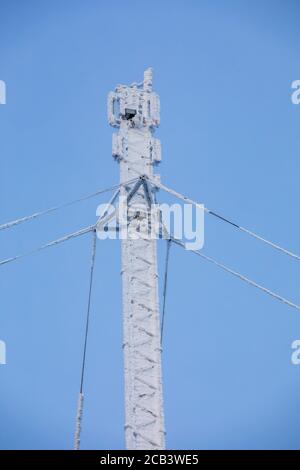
[107,69,165,450]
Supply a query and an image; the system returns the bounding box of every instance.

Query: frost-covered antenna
[107,69,165,450]
[143,67,153,91]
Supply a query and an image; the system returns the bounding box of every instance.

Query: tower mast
[108,69,165,450]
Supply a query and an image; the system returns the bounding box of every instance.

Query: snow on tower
[107,68,165,450]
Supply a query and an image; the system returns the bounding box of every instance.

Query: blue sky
[1,0,300,450]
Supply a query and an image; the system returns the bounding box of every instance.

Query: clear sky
[1,0,300,450]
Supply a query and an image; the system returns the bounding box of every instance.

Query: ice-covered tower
[107,69,165,450]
